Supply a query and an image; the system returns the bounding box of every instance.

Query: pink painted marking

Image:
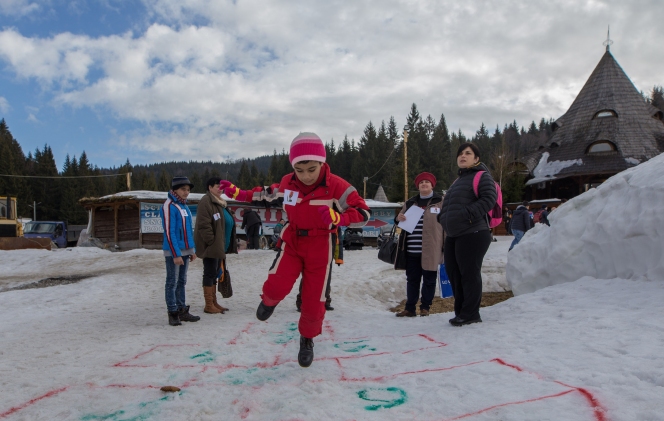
[114,344,199,367]
[491,358,524,372]
[339,361,484,383]
[556,382,609,421]
[442,389,576,421]
[0,386,68,419]
[229,322,256,345]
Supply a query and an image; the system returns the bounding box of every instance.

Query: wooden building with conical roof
[520,46,664,200]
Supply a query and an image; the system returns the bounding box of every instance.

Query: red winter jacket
[243,164,371,244]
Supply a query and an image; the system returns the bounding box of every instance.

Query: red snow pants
[261,233,333,339]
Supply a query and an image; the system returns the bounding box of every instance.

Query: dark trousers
[404,253,438,312]
[444,230,492,320]
[296,270,332,309]
[246,224,261,249]
[202,257,221,286]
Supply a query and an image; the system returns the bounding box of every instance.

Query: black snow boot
[256,301,276,321]
[325,302,334,311]
[178,305,200,322]
[168,311,181,326]
[298,335,314,368]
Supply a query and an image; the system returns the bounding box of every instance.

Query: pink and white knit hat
[289,132,326,166]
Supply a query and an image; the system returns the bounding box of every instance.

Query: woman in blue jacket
[161,176,199,326]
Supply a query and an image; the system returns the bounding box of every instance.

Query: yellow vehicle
[0,196,22,237]
[0,196,51,250]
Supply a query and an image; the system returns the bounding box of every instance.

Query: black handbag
[217,259,233,298]
[377,225,398,264]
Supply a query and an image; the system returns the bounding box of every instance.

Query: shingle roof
[522,49,664,183]
[373,184,389,202]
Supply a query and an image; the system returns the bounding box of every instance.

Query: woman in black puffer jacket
[439,143,497,326]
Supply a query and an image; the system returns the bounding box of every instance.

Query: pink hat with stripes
[289,132,326,166]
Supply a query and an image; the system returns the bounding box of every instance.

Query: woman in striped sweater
[394,172,444,317]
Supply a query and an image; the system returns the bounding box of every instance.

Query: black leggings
[202,257,221,287]
[444,230,492,320]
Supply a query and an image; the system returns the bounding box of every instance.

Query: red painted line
[114,344,199,367]
[323,320,335,341]
[442,389,576,420]
[556,382,609,421]
[490,358,524,372]
[229,322,255,345]
[341,361,485,383]
[0,386,69,419]
[491,359,608,421]
[418,333,447,345]
[402,344,446,354]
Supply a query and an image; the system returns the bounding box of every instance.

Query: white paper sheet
[397,205,425,233]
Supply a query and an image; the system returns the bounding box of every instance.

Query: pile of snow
[507,152,664,295]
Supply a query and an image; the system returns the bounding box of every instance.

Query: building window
[587,141,616,153]
[593,110,618,119]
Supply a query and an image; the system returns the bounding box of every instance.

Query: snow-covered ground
[2,152,663,420]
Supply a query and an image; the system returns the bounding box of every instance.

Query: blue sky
[1,0,663,170]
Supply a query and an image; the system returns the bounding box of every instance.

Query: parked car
[23,221,68,248]
[342,227,364,251]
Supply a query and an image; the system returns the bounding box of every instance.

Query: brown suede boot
[203,286,222,314]
[211,289,228,313]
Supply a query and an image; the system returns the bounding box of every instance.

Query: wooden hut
[520,46,664,200]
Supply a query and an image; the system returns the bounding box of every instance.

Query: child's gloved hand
[221,181,251,202]
[317,206,349,226]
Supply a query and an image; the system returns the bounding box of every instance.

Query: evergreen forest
[2,85,663,225]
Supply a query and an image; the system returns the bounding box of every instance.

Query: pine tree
[651,85,664,112]
[77,151,96,198]
[189,172,202,193]
[158,169,171,191]
[115,159,133,192]
[143,171,158,191]
[431,113,452,189]
[31,145,60,220]
[237,160,252,187]
[267,150,280,184]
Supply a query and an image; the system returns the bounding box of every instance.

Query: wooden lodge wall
[88,201,162,250]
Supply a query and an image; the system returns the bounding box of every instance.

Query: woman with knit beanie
[394,172,444,317]
[220,132,371,367]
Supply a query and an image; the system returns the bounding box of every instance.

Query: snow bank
[507,152,664,295]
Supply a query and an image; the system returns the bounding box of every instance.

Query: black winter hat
[171,176,194,190]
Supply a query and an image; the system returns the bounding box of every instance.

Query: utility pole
[403,130,408,202]
[126,172,132,191]
[28,201,41,221]
[363,177,368,199]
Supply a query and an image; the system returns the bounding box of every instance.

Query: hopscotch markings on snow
[0,386,69,419]
[0,321,607,421]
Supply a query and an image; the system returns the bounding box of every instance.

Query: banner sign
[140,202,198,234]
[361,208,395,237]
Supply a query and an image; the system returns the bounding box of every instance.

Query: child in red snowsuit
[221,132,370,367]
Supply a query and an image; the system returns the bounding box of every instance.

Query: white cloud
[1,0,663,163]
[0,0,40,17]
[0,97,9,113]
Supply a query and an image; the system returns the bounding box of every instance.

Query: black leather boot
[168,311,181,326]
[178,305,200,322]
[298,336,314,368]
[256,301,276,321]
